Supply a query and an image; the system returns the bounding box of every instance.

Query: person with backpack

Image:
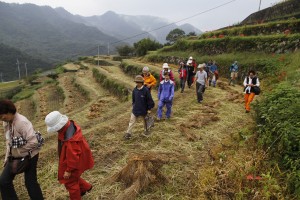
[160,63,175,82]
[243,70,260,113]
[45,111,94,200]
[209,61,218,87]
[157,72,175,120]
[178,61,188,93]
[0,99,44,200]
[124,75,155,139]
[229,61,239,86]
[193,64,208,103]
[141,66,157,92]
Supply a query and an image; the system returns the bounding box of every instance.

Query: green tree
[166,28,186,44]
[116,45,135,56]
[133,38,162,56]
[187,31,197,36]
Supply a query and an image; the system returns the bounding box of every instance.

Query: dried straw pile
[110,153,169,200]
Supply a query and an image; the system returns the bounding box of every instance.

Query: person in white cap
[193,64,208,103]
[186,59,196,88]
[141,66,157,92]
[45,111,94,199]
[159,63,174,82]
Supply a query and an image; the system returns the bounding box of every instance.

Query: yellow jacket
[143,73,157,88]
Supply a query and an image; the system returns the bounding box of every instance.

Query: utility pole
[97,45,99,67]
[107,43,110,56]
[259,0,262,11]
[16,59,21,80]
[24,62,28,77]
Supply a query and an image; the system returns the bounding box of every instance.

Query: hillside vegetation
[0,7,300,200]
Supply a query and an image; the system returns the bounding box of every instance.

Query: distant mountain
[0,2,119,64]
[54,9,202,44]
[0,43,50,81]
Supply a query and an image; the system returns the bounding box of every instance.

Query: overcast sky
[2,0,283,31]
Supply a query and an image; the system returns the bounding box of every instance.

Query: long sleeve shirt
[158,80,175,102]
[243,76,260,93]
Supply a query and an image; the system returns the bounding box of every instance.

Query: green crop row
[200,19,300,38]
[92,68,129,101]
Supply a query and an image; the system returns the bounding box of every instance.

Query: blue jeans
[157,100,173,119]
[0,154,44,200]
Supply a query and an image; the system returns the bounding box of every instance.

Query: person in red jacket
[178,61,187,93]
[45,111,94,200]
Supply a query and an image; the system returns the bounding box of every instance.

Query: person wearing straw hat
[124,75,155,139]
[45,111,94,199]
[193,63,208,103]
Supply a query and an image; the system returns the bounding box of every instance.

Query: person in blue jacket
[209,61,218,87]
[124,75,154,139]
[157,72,175,120]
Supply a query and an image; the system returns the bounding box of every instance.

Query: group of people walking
[124,57,260,139]
[0,57,260,199]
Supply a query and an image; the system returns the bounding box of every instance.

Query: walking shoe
[124,133,132,140]
[81,185,93,196]
[142,130,151,137]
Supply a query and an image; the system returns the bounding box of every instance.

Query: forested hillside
[0,43,50,81]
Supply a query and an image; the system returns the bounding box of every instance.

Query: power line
[65,0,238,59]
[110,0,237,46]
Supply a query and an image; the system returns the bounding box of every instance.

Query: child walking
[157,72,175,120]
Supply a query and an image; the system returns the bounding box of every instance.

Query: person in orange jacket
[45,111,94,200]
[141,66,157,91]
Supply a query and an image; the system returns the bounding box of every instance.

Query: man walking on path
[193,64,208,103]
[157,72,175,120]
[229,61,239,86]
[243,70,260,113]
[124,75,155,139]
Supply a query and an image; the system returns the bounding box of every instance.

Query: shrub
[255,82,300,197]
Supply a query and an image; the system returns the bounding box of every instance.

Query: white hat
[142,66,149,72]
[45,111,68,133]
[162,63,169,69]
[189,56,193,60]
[197,63,206,68]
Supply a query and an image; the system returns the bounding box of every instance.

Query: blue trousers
[157,100,172,119]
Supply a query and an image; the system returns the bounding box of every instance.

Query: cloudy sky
[2,0,282,31]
